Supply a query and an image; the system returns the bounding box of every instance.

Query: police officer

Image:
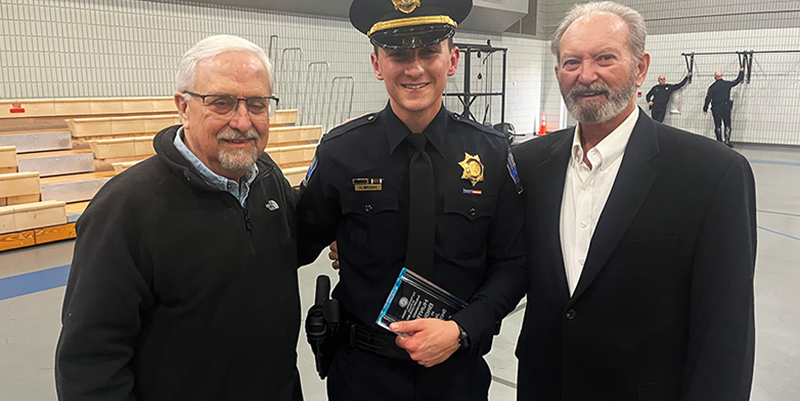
[297,0,527,400]
[646,72,691,123]
[703,68,745,147]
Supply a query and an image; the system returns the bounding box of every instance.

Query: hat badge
[392,0,421,14]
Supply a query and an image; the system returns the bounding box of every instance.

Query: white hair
[176,34,274,94]
[551,1,647,63]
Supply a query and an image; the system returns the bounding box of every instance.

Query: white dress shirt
[560,108,639,296]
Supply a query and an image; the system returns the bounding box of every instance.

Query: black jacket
[56,125,302,401]
[514,109,756,401]
[703,70,744,111]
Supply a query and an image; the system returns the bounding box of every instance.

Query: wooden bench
[282,166,309,187]
[0,146,17,174]
[268,125,323,147]
[0,172,41,207]
[267,144,317,169]
[67,114,181,139]
[111,160,143,174]
[270,109,298,126]
[88,136,155,160]
[0,97,176,119]
[0,200,75,251]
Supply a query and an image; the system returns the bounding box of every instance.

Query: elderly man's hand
[390,319,460,368]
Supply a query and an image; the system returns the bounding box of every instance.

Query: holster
[305,276,342,379]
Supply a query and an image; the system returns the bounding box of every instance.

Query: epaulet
[320,113,379,143]
[448,111,504,139]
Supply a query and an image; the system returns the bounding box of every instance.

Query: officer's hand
[648,101,653,106]
[328,241,339,270]
[391,319,460,368]
[703,111,707,115]
[687,72,692,77]
[740,68,745,72]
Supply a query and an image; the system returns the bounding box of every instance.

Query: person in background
[646,72,691,122]
[703,68,745,147]
[55,34,302,401]
[513,2,756,400]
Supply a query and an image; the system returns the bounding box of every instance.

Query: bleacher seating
[0,96,319,252]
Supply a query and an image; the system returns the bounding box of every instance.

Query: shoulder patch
[301,154,318,188]
[506,150,523,194]
[321,113,378,143]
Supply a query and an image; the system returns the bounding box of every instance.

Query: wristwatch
[456,323,470,350]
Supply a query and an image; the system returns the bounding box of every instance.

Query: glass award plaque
[376,267,468,331]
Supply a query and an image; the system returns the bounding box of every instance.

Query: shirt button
[578,258,585,265]
[566,309,576,320]
[469,207,476,216]
[582,184,589,191]
[580,221,587,228]
[364,204,373,213]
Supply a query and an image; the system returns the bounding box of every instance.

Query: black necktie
[405,133,435,280]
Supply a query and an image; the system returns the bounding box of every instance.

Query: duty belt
[345,319,411,360]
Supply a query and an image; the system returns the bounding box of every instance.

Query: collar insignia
[392,0,420,14]
[458,153,484,187]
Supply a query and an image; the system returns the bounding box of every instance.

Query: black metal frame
[445,42,508,125]
[681,50,800,84]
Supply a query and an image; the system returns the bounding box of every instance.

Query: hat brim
[370,24,455,49]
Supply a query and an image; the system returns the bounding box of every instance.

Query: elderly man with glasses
[55,35,302,401]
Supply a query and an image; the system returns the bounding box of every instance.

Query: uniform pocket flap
[443,193,496,221]
[342,192,399,217]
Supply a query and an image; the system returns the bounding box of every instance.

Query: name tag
[353,178,383,191]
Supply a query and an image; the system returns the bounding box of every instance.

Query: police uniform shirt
[297,103,527,345]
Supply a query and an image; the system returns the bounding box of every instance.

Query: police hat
[350,0,472,50]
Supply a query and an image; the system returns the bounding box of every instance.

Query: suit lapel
[535,131,573,301]
[569,110,661,303]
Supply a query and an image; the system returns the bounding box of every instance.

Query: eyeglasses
[183,91,280,117]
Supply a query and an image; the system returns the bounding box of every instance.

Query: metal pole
[463,48,471,118]
[501,49,507,124]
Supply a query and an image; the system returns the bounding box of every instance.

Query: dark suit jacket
[513,109,756,401]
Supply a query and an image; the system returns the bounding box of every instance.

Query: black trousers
[327,345,491,401]
[651,106,667,123]
[711,105,732,130]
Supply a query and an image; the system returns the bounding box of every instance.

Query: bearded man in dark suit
[513,2,756,400]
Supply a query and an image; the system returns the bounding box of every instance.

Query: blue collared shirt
[173,127,258,208]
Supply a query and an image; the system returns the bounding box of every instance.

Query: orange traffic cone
[538,112,547,136]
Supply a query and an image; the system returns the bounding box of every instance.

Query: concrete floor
[0,143,798,400]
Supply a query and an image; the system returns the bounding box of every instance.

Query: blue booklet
[376,267,468,331]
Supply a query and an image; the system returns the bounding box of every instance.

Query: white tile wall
[5,0,793,144]
[642,27,800,145]
[0,0,548,137]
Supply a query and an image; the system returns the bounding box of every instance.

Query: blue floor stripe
[758,226,800,242]
[0,264,71,301]
[748,159,800,167]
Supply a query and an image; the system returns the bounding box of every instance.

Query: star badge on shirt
[458,153,485,186]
